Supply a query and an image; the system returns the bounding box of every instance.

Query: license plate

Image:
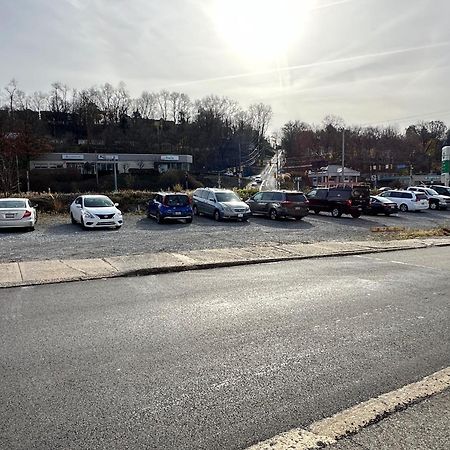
[295,207,301,210]
[175,212,181,215]
[238,213,243,218]
[5,214,14,218]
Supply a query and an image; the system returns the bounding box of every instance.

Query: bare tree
[31,91,48,119]
[4,78,18,114]
[134,91,157,119]
[156,90,170,120]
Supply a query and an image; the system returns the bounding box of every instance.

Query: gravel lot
[1,209,450,263]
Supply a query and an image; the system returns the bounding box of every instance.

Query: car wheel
[80,216,87,229]
[213,210,221,221]
[186,217,193,224]
[115,225,122,230]
[429,201,437,210]
[331,207,342,218]
[351,212,361,218]
[71,213,77,224]
[313,209,320,215]
[193,205,199,216]
[384,212,391,216]
[399,203,408,212]
[157,212,164,224]
[28,226,35,232]
[269,209,278,220]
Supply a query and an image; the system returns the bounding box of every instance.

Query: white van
[380,190,428,212]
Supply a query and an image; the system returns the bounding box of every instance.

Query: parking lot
[1,209,450,263]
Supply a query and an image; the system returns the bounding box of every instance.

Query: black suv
[246,190,309,220]
[307,186,370,218]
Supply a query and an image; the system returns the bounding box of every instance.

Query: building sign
[97,154,119,161]
[62,154,84,160]
[161,155,179,161]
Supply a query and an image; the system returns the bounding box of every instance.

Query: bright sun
[212,0,312,62]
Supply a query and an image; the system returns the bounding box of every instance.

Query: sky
[1,0,450,131]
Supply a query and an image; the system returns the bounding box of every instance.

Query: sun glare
[213,0,312,62]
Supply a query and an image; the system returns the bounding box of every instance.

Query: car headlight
[116,210,122,216]
[83,210,95,219]
[223,205,233,212]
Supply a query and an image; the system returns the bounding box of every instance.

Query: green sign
[442,160,450,173]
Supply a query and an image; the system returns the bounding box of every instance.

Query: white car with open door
[70,195,123,229]
[0,198,37,231]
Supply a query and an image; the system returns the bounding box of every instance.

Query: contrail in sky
[169,41,450,88]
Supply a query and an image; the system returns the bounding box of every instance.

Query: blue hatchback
[147,193,193,224]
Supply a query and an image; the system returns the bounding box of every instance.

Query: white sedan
[70,195,123,229]
[0,198,37,231]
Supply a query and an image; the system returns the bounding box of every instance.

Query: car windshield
[0,200,26,208]
[165,195,189,206]
[426,189,439,196]
[286,194,307,202]
[84,197,114,207]
[216,192,240,202]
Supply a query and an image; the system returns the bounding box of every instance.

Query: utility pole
[113,161,118,192]
[341,129,345,185]
[238,141,242,188]
[276,149,279,189]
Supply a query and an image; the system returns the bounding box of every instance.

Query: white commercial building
[308,164,360,187]
[30,153,193,173]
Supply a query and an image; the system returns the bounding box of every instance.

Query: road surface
[1,247,449,449]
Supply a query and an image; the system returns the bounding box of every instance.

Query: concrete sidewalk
[1,237,450,288]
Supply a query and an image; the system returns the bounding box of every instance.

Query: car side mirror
[76,204,82,208]
[114,203,119,207]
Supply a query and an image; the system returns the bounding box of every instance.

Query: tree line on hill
[1,78,449,194]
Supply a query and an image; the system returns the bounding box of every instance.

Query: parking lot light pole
[113,161,118,192]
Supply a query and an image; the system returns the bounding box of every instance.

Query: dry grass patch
[372,226,450,240]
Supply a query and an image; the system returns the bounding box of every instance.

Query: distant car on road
[0,198,37,231]
[70,195,123,229]
[246,190,309,220]
[365,196,398,215]
[254,175,262,184]
[379,190,428,212]
[406,186,450,210]
[192,188,251,221]
[147,192,193,224]
[306,186,370,218]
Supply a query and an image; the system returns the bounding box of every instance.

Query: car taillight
[22,210,32,218]
[305,200,309,205]
[416,197,420,202]
[346,199,352,206]
[280,201,292,206]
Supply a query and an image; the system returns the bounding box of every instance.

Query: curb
[246,368,450,450]
[1,238,450,289]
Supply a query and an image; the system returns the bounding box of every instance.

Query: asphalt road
[1,208,450,263]
[1,247,449,449]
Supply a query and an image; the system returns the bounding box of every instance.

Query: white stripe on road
[246,367,450,450]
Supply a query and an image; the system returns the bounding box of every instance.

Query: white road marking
[354,254,445,271]
[246,367,450,450]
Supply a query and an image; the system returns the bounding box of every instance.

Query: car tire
[193,205,199,216]
[313,209,320,215]
[186,217,193,224]
[28,226,35,232]
[384,212,391,216]
[115,225,122,230]
[399,203,408,212]
[157,212,164,224]
[71,213,77,224]
[213,210,221,221]
[331,207,342,218]
[429,201,437,210]
[351,212,361,218]
[269,209,278,220]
